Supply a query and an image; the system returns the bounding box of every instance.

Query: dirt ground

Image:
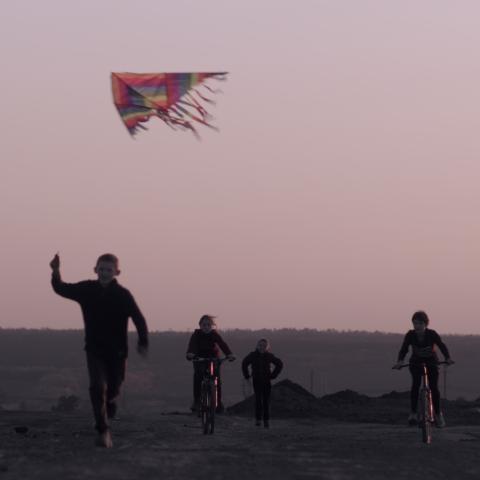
[1,411,480,480]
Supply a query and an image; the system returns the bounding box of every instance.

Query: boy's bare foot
[95,430,113,448]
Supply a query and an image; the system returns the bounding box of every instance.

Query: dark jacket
[397,328,450,364]
[51,275,148,357]
[186,329,232,358]
[242,351,283,383]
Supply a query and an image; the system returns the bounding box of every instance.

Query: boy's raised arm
[50,253,60,275]
[50,253,83,301]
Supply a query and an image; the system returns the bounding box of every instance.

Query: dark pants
[253,380,272,422]
[409,364,440,414]
[86,352,126,433]
[193,362,222,406]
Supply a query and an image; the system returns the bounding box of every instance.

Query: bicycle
[192,357,228,435]
[394,361,452,444]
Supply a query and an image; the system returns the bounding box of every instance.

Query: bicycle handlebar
[191,356,230,363]
[393,360,454,370]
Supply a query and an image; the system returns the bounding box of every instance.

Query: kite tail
[175,102,218,131]
[203,84,223,94]
[194,88,216,104]
[209,72,228,81]
[182,121,201,140]
[155,108,202,139]
[170,115,201,139]
[184,93,209,116]
[181,93,217,122]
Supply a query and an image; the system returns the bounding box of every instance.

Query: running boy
[242,338,283,428]
[393,311,454,427]
[50,253,149,448]
[186,315,235,413]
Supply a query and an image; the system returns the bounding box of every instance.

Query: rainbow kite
[111,72,227,137]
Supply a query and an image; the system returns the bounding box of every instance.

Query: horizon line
[0,327,479,337]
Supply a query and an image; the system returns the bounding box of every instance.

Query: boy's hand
[392,362,403,370]
[137,344,148,358]
[50,253,60,271]
[186,353,195,361]
[446,358,455,365]
[227,354,236,362]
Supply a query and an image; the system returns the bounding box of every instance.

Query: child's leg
[86,352,109,433]
[106,356,126,419]
[253,381,263,421]
[409,364,422,413]
[193,363,204,404]
[263,383,272,422]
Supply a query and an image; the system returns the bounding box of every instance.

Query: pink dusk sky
[1,1,480,333]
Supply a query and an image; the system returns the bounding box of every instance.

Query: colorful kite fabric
[111,72,227,137]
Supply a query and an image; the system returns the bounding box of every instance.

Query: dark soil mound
[273,379,316,398]
[319,389,371,405]
[378,390,410,400]
[228,379,480,425]
[228,378,319,418]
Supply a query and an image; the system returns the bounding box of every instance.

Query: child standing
[186,315,235,413]
[242,339,283,428]
[50,253,149,447]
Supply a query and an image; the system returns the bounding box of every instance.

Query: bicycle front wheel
[208,405,215,434]
[206,384,216,435]
[200,382,210,435]
[202,385,215,435]
[419,389,432,444]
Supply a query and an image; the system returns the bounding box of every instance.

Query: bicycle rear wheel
[419,389,433,444]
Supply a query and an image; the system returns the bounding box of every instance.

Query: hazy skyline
[1,1,480,333]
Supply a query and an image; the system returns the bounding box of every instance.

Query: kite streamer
[111,72,227,138]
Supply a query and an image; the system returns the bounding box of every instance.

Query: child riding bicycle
[186,315,235,413]
[393,311,454,427]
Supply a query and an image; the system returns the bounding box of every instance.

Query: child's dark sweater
[397,328,450,365]
[51,276,148,357]
[186,329,232,358]
[242,351,283,383]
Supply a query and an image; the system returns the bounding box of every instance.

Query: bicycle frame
[193,357,226,435]
[395,361,450,444]
[418,363,434,444]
